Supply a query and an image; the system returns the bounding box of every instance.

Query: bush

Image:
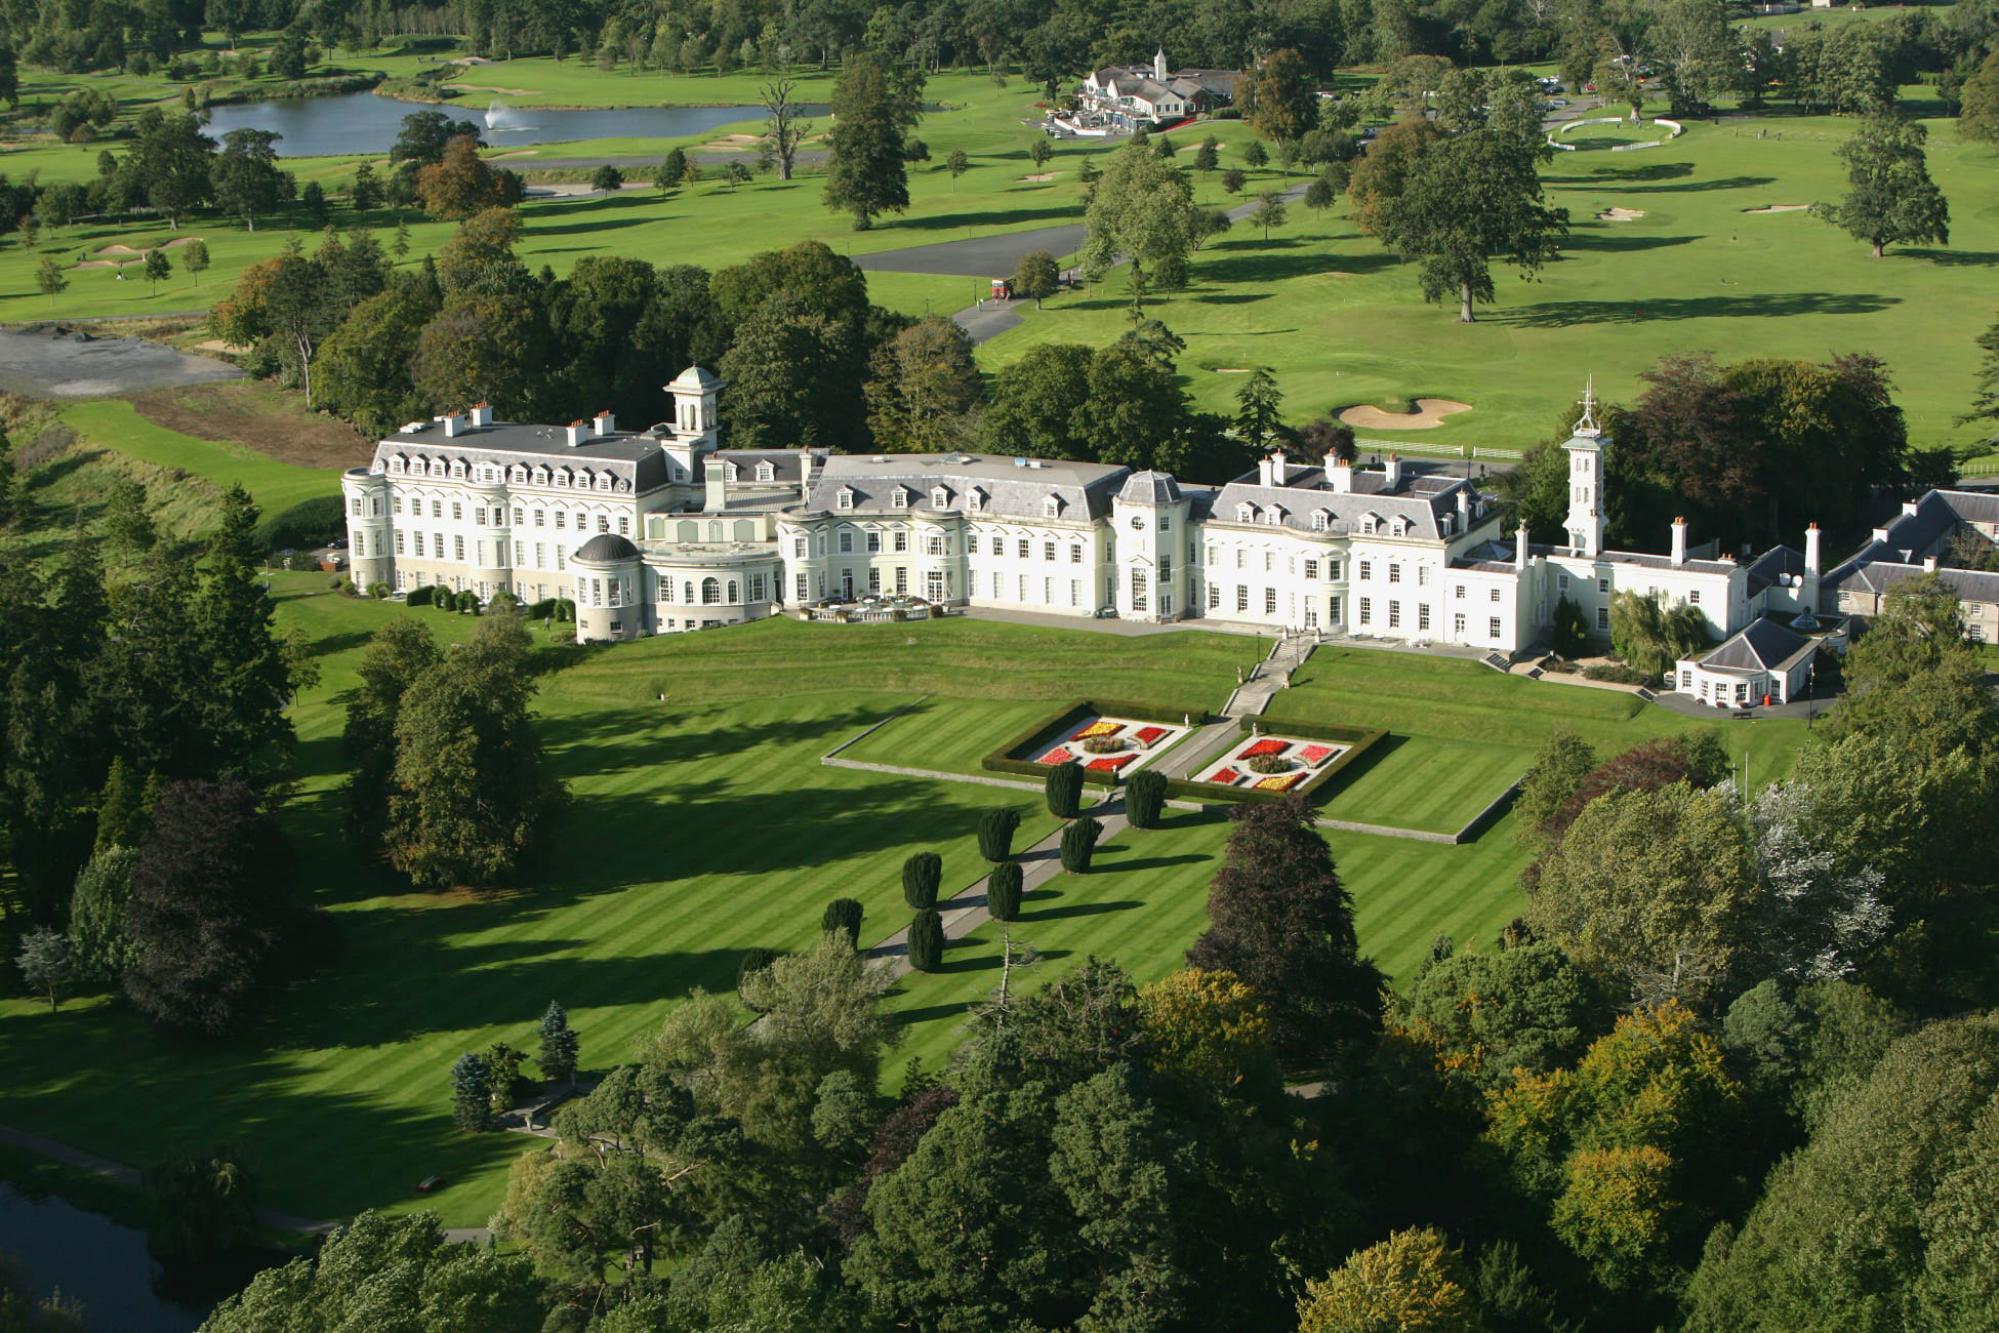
[902,851,942,910]
[987,861,1023,921]
[907,909,944,972]
[737,947,781,1008]
[406,585,435,606]
[454,589,480,614]
[1125,770,1167,829]
[1060,816,1102,873]
[527,597,557,619]
[977,808,1021,863]
[554,598,576,623]
[1248,755,1291,775]
[1045,760,1084,819]
[822,897,864,948]
[1079,735,1122,755]
[590,164,624,191]
[368,582,391,599]
[1582,663,1652,686]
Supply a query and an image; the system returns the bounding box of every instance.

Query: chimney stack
[1670,516,1687,567]
[441,410,465,438]
[469,402,492,428]
[1326,456,1353,494]
[1257,456,1275,487]
[1804,521,1821,576]
[593,409,615,437]
[1456,488,1471,522]
[1923,555,1938,573]
[1383,453,1401,490]
[799,448,815,502]
[1270,450,1289,486]
[1902,500,1920,517]
[1515,522,1529,571]
[565,420,588,448]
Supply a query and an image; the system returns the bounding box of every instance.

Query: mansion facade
[341,369,1988,670]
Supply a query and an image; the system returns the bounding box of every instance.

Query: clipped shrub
[986,861,1023,921]
[822,897,864,948]
[555,598,577,623]
[454,589,480,614]
[1125,770,1168,829]
[977,808,1021,863]
[902,852,943,910]
[367,582,391,599]
[406,585,435,606]
[1046,760,1084,819]
[527,598,558,619]
[737,947,781,1009]
[1060,816,1102,873]
[907,909,944,972]
[433,590,456,612]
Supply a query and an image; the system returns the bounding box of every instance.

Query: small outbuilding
[1673,616,1819,708]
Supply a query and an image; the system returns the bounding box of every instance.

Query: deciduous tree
[1814,113,1950,258]
[823,53,922,229]
[211,127,291,229]
[1081,138,1198,318]
[1297,1227,1479,1332]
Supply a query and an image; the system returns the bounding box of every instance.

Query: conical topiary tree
[987,861,1023,921]
[451,1052,492,1131]
[1060,816,1103,873]
[977,808,1021,863]
[903,852,943,909]
[1126,770,1168,830]
[1046,759,1084,819]
[822,897,864,948]
[907,909,944,972]
[537,1001,579,1085]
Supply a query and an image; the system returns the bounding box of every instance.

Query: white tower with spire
[1562,377,1608,558]
[1154,48,1168,80]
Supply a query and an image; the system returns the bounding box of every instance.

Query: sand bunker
[1338,398,1473,430]
[193,338,253,355]
[447,83,540,96]
[95,243,143,256]
[1212,367,1253,373]
[1019,171,1056,182]
[1743,204,1809,214]
[93,236,203,258]
[1597,207,1646,221]
[74,260,122,269]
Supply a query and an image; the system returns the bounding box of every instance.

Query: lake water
[199,92,817,158]
[0,1183,272,1331]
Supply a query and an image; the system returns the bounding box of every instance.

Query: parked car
[329,537,348,550]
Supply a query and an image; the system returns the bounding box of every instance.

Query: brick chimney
[593,409,615,437]
[1670,516,1687,567]
[565,420,588,447]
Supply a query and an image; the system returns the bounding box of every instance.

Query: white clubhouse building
[342,370,1985,681]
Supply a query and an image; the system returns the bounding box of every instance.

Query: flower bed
[1038,746,1077,765]
[1247,755,1292,775]
[1209,766,1246,786]
[1298,744,1341,767]
[1086,754,1136,773]
[1251,773,1304,792]
[1238,738,1289,761]
[1073,720,1124,741]
[1133,725,1170,748]
[1080,735,1126,755]
[988,704,1199,784]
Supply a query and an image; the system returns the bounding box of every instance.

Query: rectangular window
[535,543,545,568]
[1330,560,1343,581]
[1264,588,1277,615]
[556,548,565,571]
[1044,541,1056,561]
[535,510,545,527]
[1043,577,1052,603]
[1069,579,1081,607]
[1359,597,1372,624]
[514,541,524,566]
[926,534,944,556]
[1491,616,1503,639]
[1236,586,1249,613]
[868,567,882,593]
[1359,560,1372,581]
[1018,539,1030,559]
[618,516,629,536]
[752,574,766,601]
[796,573,809,600]
[1418,566,1429,587]
[1071,544,1083,564]
[349,497,362,516]
[1208,584,1221,610]
[451,502,462,521]
[556,512,567,529]
[1018,574,1028,600]
[513,507,523,526]
[1304,559,1319,581]
[431,500,441,518]
[1598,578,1609,594]
[1688,590,1701,605]
[1388,601,1401,628]
[1454,613,1466,636]
[1132,569,1148,612]
[867,531,882,553]
[453,535,465,561]
[597,516,609,533]
[1419,604,1431,631]
[1558,573,1569,592]
[392,496,403,515]
[992,572,1002,598]
[1490,588,1501,603]
[895,567,908,594]
[1388,564,1401,584]
[838,531,853,553]
[1330,595,1342,623]
[395,531,406,555]
[1597,607,1610,630]
[893,531,908,553]
[1161,555,1172,580]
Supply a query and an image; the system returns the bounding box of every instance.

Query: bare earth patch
[92,236,204,258]
[1019,171,1057,182]
[193,338,253,355]
[1338,398,1473,430]
[1596,207,1646,221]
[130,383,372,469]
[1743,204,1810,214]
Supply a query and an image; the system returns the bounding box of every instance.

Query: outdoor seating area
[1195,734,1348,793]
[1026,714,1188,775]
[803,594,950,624]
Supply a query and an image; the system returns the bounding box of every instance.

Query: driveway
[855,223,1088,279]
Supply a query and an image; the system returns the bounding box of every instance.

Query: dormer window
[756,462,776,483]
[449,459,466,478]
[1267,506,1286,527]
[597,473,613,492]
[555,469,571,488]
[891,487,909,509]
[430,459,447,478]
[1043,494,1063,518]
[968,489,985,513]
[931,487,949,509]
[1312,509,1330,532]
[532,466,548,486]
[1360,515,1378,535]
[726,462,740,483]
[837,487,855,511]
[1392,517,1409,537]
[1236,503,1256,523]
[615,478,630,494]
[509,464,526,483]
[390,457,407,475]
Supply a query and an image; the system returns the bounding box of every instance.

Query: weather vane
[1575,375,1601,437]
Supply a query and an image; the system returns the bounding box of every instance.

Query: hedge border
[981,699,1222,790]
[1161,719,1389,807]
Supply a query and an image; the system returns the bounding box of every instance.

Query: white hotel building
[344,369,1940,670]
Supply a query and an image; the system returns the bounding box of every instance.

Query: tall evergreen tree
[538,1001,580,1085]
[823,53,922,229]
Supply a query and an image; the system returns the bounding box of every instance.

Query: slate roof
[1118,471,1182,504]
[715,449,818,484]
[799,453,1131,522]
[1594,547,1739,576]
[1746,544,1807,597]
[1824,559,1999,604]
[1696,617,1816,675]
[1824,489,1999,592]
[1207,464,1482,541]
[374,421,673,493]
[573,533,642,563]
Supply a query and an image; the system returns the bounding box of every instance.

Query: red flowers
[1134,725,1170,747]
[1039,746,1077,765]
[1298,744,1338,766]
[1208,766,1246,786]
[1238,739,1288,761]
[1087,754,1136,772]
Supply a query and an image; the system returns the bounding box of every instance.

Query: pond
[0,1183,274,1331]
[199,92,822,158]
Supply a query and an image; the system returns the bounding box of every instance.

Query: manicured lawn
[1265,646,1813,830]
[0,591,1257,1230]
[1340,812,1537,981]
[59,399,345,520]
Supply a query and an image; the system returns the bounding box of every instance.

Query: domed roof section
[667,364,722,391]
[573,533,641,564]
[1118,470,1182,504]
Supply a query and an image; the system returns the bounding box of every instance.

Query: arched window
[733,520,755,542]
[702,577,721,605]
[683,581,695,603]
[677,520,698,542]
[727,580,739,603]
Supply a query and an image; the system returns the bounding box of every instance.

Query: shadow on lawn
[1200,250,1401,284]
[1545,160,1694,185]
[1560,231,1699,253]
[1504,290,1897,328]
[886,204,1080,233]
